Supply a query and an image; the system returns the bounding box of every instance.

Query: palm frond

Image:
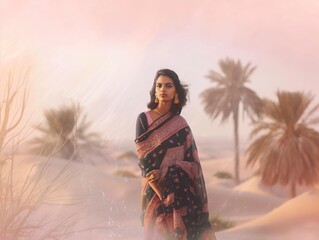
[30,104,106,161]
[205,70,225,85]
[246,90,319,192]
[303,102,319,123]
[243,63,257,82]
[200,88,230,121]
[276,91,312,127]
[241,86,263,120]
[245,132,273,167]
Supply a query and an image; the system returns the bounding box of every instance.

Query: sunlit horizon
[1,0,319,143]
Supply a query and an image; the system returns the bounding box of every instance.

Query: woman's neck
[156,102,171,115]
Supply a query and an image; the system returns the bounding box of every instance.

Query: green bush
[114,169,138,178]
[214,171,233,179]
[209,215,235,232]
[116,151,137,160]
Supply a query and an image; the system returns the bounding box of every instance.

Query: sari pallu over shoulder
[135,112,214,240]
[135,112,190,175]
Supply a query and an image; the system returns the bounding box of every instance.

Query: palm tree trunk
[290,181,296,198]
[233,109,240,185]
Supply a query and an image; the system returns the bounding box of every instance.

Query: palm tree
[246,91,319,198]
[30,104,106,162]
[201,58,263,184]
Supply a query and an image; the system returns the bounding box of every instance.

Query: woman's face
[155,75,176,103]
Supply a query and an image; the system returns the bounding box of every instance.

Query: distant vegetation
[201,58,319,198]
[116,150,137,160]
[0,69,29,152]
[0,69,109,239]
[114,169,138,178]
[246,91,319,198]
[209,215,236,232]
[214,171,233,179]
[0,70,76,239]
[29,103,107,163]
[201,58,263,184]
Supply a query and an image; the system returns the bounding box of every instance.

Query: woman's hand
[146,169,162,183]
[146,169,163,200]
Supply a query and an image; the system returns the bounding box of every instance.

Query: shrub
[114,169,138,178]
[214,171,233,179]
[116,151,137,160]
[209,215,235,232]
[0,154,78,239]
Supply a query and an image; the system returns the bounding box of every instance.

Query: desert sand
[6,142,319,240]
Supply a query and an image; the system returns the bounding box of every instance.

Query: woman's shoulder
[136,112,148,126]
[137,111,147,119]
[174,114,188,124]
[135,112,149,139]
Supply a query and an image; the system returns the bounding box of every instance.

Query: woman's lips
[160,94,167,97]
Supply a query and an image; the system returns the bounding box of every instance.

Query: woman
[135,69,216,240]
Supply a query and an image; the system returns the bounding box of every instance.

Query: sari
[135,111,215,240]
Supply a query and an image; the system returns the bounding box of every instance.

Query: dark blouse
[135,112,148,139]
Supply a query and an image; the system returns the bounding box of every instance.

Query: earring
[154,94,159,103]
[174,93,179,104]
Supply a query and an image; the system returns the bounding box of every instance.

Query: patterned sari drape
[135,112,215,240]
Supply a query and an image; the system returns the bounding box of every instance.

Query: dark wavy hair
[147,69,189,115]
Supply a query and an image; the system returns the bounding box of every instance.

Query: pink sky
[1,0,319,143]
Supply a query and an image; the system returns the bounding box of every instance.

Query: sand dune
[7,153,319,239]
[206,186,285,222]
[9,155,142,239]
[201,157,257,184]
[217,191,319,240]
[235,175,319,198]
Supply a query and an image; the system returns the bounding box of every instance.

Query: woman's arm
[146,169,163,200]
[135,112,148,139]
